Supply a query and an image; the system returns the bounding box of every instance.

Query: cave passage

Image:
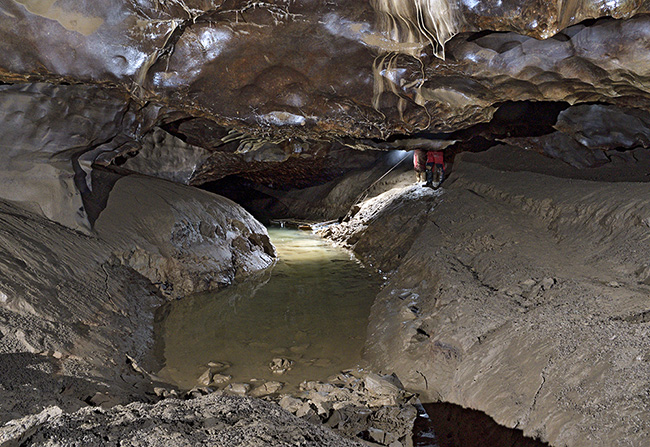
[154,226,383,391]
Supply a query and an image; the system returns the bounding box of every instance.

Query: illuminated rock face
[2,2,650,216]
[1,1,650,140]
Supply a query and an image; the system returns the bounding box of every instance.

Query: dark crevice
[413,403,550,447]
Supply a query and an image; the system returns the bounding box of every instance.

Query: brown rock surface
[322,148,650,447]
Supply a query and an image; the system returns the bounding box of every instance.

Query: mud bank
[0,174,274,432]
[322,147,650,447]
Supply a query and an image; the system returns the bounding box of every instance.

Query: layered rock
[320,149,650,447]
[2,1,650,143]
[94,175,275,297]
[0,172,276,422]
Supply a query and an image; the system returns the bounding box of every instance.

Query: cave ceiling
[2,0,650,193]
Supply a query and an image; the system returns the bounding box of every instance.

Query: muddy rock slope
[323,148,650,447]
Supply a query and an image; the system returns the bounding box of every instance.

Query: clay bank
[0,1,649,446]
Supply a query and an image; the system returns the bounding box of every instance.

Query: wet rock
[269,358,294,375]
[250,381,284,398]
[211,374,232,385]
[224,383,250,396]
[197,369,213,386]
[279,396,303,414]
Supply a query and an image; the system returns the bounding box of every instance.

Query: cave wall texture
[1,2,650,446]
[2,1,650,229]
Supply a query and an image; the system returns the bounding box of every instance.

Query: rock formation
[1,1,650,446]
[320,149,650,447]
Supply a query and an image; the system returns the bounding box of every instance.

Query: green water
[155,227,383,391]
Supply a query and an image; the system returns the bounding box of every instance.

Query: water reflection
[413,403,550,447]
[155,227,382,391]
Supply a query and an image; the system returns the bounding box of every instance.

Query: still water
[155,227,383,391]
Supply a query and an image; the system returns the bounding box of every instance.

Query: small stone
[540,277,556,290]
[211,373,232,385]
[325,409,343,428]
[153,387,167,397]
[368,427,385,444]
[250,381,284,397]
[296,402,315,418]
[279,395,303,413]
[52,351,63,359]
[521,279,537,288]
[608,281,621,288]
[197,368,213,386]
[269,358,293,374]
[224,383,250,396]
[207,361,231,371]
[314,383,336,393]
[398,290,412,300]
[312,400,333,416]
[364,373,401,397]
[300,381,314,391]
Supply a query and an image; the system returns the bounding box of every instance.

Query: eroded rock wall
[0,173,276,425]
[95,174,275,297]
[3,1,650,142]
[0,83,135,231]
[321,150,650,447]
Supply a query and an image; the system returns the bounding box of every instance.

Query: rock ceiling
[2,1,650,227]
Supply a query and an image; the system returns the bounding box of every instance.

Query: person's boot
[433,165,444,189]
[424,168,433,188]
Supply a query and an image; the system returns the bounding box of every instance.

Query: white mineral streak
[370,1,461,120]
[371,0,460,59]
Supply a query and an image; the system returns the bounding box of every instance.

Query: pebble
[197,369,213,386]
[224,383,250,396]
[279,396,303,413]
[269,358,293,374]
[207,361,231,371]
[250,381,283,397]
[211,374,232,385]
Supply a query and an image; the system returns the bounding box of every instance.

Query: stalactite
[370,0,460,59]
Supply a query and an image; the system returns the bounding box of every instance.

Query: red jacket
[413,149,426,171]
[427,151,444,164]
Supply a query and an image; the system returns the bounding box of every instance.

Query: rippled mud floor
[154,227,382,391]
